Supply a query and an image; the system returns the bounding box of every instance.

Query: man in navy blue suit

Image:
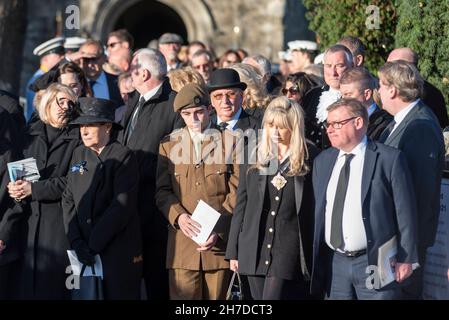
[378,61,445,299]
[311,98,418,299]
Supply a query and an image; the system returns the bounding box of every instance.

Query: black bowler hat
[207,68,247,93]
[70,97,122,129]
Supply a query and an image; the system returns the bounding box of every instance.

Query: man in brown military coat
[156,83,239,300]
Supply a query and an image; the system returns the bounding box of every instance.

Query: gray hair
[243,54,271,77]
[192,49,213,62]
[133,48,167,80]
[324,44,353,66]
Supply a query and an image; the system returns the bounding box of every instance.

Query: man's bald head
[387,48,419,65]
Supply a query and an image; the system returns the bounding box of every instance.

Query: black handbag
[72,264,104,300]
[226,271,244,300]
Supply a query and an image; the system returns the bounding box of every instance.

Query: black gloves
[72,239,96,266]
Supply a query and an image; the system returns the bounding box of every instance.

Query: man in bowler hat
[208,69,260,133]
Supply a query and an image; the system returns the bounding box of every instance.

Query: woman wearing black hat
[62,97,142,299]
[5,83,81,299]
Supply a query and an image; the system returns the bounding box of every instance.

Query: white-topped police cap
[33,37,65,57]
[278,51,292,61]
[314,52,325,64]
[287,40,318,52]
[64,37,86,50]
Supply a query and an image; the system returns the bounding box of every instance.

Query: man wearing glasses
[311,98,418,300]
[76,40,123,107]
[208,69,260,133]
[106,29,134,54]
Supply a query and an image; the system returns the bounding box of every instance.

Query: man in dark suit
[378,61,445,299]
[118,48,184,300]
[208,68,260,133]
[302,45,354,149]
[387,47,449,129]
[311,98,418,299]
[339,67,393,140]
[208,68,260,299]
[77,39,123,107]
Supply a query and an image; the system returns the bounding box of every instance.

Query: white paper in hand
[190,200,221,245]
[67,250,104,279]
[7,157,40,182]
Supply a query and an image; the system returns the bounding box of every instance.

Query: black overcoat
[62,141,142,299]
[11,120,81,299]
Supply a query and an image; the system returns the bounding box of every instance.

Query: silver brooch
[271,172,287,190]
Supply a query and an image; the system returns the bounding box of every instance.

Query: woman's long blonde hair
[256,96,309,176]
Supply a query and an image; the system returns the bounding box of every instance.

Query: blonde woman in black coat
[62,97,142,299]
[226,96,319,300]
[6,83,80,299]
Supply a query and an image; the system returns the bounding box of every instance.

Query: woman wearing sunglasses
[282,72,318,106]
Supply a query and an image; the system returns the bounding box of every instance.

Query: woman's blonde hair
[37,83,76,126]
[230,63,272,109]
[256,96,309,176]
[167,66,205,92]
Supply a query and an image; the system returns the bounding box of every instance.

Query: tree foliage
[302,0,399,73]
[395,0,449,108]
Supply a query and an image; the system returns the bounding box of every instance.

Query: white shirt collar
[187,122,212,140]
[393,99,420,127]
[217,107,242,130]
[337,136,368,158]
[141,83,164,102]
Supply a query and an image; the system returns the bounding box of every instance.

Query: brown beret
[173,83,210,112]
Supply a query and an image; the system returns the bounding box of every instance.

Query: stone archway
[88,0,216,48]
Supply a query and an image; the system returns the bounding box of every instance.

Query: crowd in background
[0,28,448,300]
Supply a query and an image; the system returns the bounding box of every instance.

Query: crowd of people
[0,28,448,300]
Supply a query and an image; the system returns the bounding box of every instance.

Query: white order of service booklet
[190,200,221,245]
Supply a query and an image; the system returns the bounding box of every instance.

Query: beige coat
[156,127,239,271]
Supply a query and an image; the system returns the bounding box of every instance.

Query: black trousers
[247,275,311,300]
[0,260,21,300]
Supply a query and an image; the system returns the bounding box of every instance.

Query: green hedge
[302,0,449,110]
[303,0,399,72]
[395,0,449,110]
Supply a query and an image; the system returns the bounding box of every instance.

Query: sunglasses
[82,56,101,63]
[282,86,299,95]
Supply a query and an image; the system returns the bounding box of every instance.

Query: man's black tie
[378,119,396,143]
[125,97,145,144]
[218,122,229,132]
[88,80,96,91]
[330,153,355,250]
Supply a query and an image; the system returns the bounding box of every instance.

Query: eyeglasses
[282,86,299,95]
[82,56,101,63]
[212,91,239,101]
[324,116,358,129]
[107,41,123,48]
